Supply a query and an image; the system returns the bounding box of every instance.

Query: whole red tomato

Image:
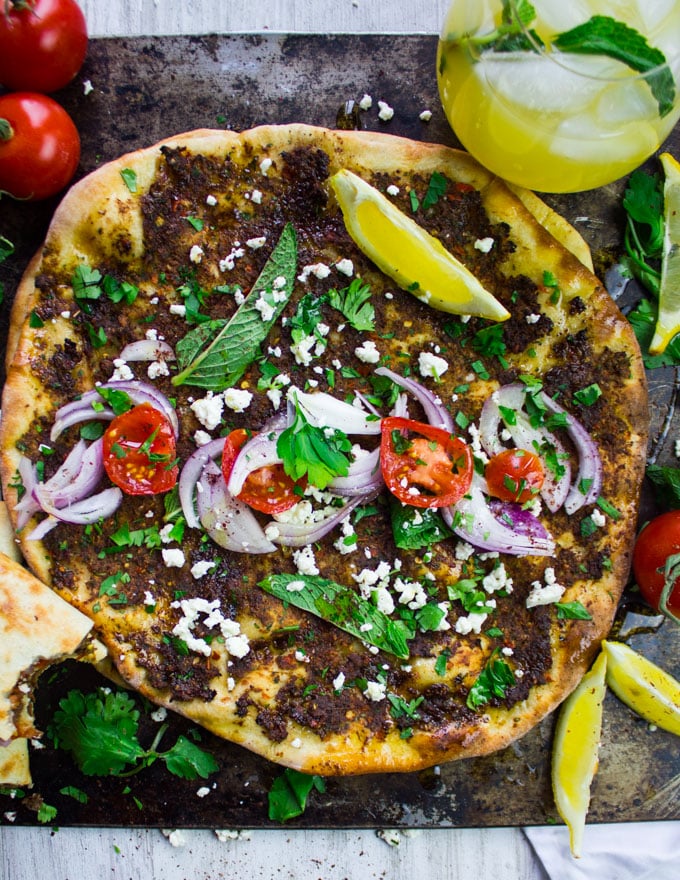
[0,92,80,199]
[0,0,88,93]
[632,510,680,620]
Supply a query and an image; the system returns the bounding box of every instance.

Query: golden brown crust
[0,738,31,787]
[0,126,648,774]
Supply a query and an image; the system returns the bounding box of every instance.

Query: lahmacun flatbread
[0,125,648,774]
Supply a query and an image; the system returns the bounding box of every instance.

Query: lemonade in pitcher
[437,0,680,192]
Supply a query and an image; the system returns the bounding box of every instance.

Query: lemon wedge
[551,650,607,858]
[329,169,510,322]
[602,640,680,736]
[649,151,680,354]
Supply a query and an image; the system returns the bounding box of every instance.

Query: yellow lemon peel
[649,151,680,354]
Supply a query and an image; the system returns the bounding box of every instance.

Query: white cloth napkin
[523,822,680,880]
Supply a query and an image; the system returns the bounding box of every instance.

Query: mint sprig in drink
[437,0,680,192]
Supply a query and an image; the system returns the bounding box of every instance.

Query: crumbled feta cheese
[193,429,212,446]
[224,387,253,413]
[377,100,394,121]
[525,313,541,324]
[591,508,606,528]
[291,333,320,366]
[162,548,186,568]
[169,303,187,317]
[393,577,427,610]
[455,612,488,635]
[144,590,155,606]
[298,262,331,283]
[526,567,565,608]
[191,391,224,430]
[254,291,275,321]
[110,358,133,382]
[251,189,263,204]
[335,258,354,276]
[191,560,215,579]
[334,517,358,555]
[467,422,489,465]
[293,544,320,576]
[374,587,395,615]
[474,237,494,253]
[482,563,513,595]
[354,339,381,364]
[219,245,245,272]
[364,680,387,701]
[83,79,94,95]
[260,157,273,175]
[206,194,218,206]
[377,829,401,847]
[455,541,476,561]
[196,787,211,798]
[150,706,167,722]
[246,236,267,250]
[333,672,346,691]
[419,109,432,122]
[290,738,302,749]
[60,310,71,319]
[418,351,448,379]
[359,93,373,111]
[147,360,170,380]
[386,184,400,196]
[162,830,187,848]
[189,244,204,264]
[286,579,307,592]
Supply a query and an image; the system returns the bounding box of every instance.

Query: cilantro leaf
[259,573,411,659]
[161,734,219,780]
[277,395,352,489]
[326,278,375,332]
[173,223,297,390]
[466,650,516,710]
[553,16,675,118]
[268,768,326,822]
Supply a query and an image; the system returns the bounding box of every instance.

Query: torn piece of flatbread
[0,738,31,787]
[0,551,93,744]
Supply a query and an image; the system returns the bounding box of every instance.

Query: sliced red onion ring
[29,487,123,529]
[178,438,226,528]
[288,388,381,435]
[15,457,41,529]
[488,500,552,544]
[227,431,283,497]
[119,339,176,362]
[27,515,58,541]
[541,392,602,514]
[50,380,179,442]
[34,439,105,510]
[443,475,554,556]
[478,385,571,512]
[375,366,453,431]
[197,460,276,554]
[266,493,370,548]
[390,392,409,420]
[327,447,383,496]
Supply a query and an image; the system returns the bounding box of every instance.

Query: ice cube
[553,112,658,162]
[596,80,658,125]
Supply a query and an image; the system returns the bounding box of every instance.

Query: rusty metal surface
[0,34,678,829]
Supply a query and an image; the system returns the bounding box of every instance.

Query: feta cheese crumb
[196,787,211,798]
[260,157,273,175]
[364,680,387,702]
[206,194,218,206]
[419,109,432,122]
[191,391,224,430]
[386,184,400,196]
[150,706,167,723]
[354,339,381,364]
[251,189,263,204]
[333,672,346,691]
[525,313,541,324]
[189,244,204,264]
[162,830,187,848]
[83,79,94,95]
[359,93,373,111]
[223,387,253,413]
[246,236,267,250]
[147,360,170,380]
[418,351,449,379]
[193,429,212,447]
[591,508,606,528]
[526,567,565,608]
[377,100,394,121]
[162,548,186,568]
[293,544,320,576]
[474,237,495,254]
[191,560,215,579]
[335,258,354,276]
[169,303,187,317]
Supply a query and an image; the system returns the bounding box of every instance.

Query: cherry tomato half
[380,416,473,509]
[103,403,178,496]
[0,0,88,93]
[0,92,80,200]
[632,511,680,619]
[485,448,545,504]
[221,428,304,515]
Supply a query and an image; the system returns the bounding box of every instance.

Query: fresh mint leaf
[553,16,675,117]
[390,501,452,550]
[259,573,411,659]
[173,223,297,390]
[326,278,375,332]
[268,768,326,822]
[277,395,352,490]
[555,601,592,620]
[466,650,516,710]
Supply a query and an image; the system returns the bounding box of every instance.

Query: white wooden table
[0,3,672,879]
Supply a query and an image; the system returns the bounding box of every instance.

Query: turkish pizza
[0,125,648,775]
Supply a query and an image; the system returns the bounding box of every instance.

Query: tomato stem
[0,118,14,141]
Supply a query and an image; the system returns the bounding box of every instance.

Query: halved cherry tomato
[0,92,80,200]
[380,416,473,509]
[485,448,545,504]
[221,428,304,515]
[0,0,88,93]
[632,511,680,619]
[103,403,178,495]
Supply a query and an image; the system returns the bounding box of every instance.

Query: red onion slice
[50,380,179,442]
[443,476,554,556]
[178,438,226,528]
[197,460,276,554]
[30,487,123,527]
[119,339,176,362]
[327,447,383,496]
[375,366,453,431]
[288,388,381,435]
[15,457,41,529]
[35,439,105,510]
[267,493,370,548]
[541,392,602,514]
[226,431,283,497]
[478,385,571,512]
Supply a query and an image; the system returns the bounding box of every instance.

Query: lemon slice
[649,152,680,354]
[551,650,607,858]
[329,169,510,322]
[603,640,680,736]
